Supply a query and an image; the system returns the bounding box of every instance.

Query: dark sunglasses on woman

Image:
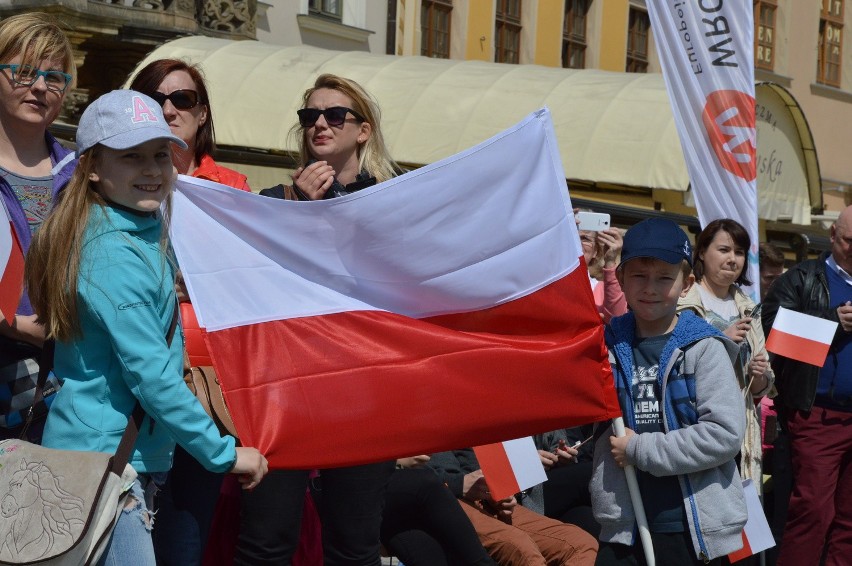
[148,89,200,110]
[297,106,365,128]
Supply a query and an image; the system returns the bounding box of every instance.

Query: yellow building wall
[400,0,418,56]
[599,0,629,71]
[534,0,564,67]
[464,1,494,61]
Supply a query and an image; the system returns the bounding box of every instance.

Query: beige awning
[130,36,820,222]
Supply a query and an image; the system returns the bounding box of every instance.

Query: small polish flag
[474,437,548,502]
[766,307,837,367]
[0,211,25,325]
[728,479,775,562]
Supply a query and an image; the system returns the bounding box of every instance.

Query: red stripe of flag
[728,531,754,563]
[204,269,620,469]
[473,442,521,501]
[0,222,24,325]
[766,329,830,367]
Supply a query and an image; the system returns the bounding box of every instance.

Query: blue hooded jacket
[591,310,747,560]
[42,205,236,474]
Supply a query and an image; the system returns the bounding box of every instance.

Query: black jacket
[762,252,844,411]
[428,449,481,498]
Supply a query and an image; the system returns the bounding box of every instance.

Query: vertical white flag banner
[646,1,758,299]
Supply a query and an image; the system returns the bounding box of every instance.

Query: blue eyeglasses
[0,64,72,93]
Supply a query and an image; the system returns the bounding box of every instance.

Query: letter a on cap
[131,95,159,124]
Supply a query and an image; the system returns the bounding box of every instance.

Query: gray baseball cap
[76,89,188,158]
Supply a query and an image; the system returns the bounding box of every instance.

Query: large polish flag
[1,205,24,325]
[171,109,621,469]
[647,1,759,299]
[765,306,837,367]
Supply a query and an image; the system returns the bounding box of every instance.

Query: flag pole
[612,416,655,566]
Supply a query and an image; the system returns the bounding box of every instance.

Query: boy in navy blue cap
[590,218,748,565]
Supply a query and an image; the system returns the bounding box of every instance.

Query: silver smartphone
[577,211,611,231]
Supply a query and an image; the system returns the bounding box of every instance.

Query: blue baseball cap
[618,217,693,268]
[76,89,187,158]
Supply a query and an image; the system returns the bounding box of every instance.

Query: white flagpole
[612,416,655,566]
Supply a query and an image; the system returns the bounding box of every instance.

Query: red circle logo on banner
[702,90,756,182]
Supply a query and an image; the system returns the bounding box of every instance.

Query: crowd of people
[1,11,850,566]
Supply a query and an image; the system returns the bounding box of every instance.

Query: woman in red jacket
[130,59,249,190]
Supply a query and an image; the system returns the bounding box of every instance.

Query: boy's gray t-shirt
[632,333,688,533]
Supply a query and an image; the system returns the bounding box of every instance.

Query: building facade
[3,1,850,251]
[387,0,852,250]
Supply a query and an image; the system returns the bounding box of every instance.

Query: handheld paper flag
[728,479,776,562]
[474,437,548,501]
[766,307,836,367]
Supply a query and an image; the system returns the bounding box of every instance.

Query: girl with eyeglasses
[0,12,77,444]
[127,58,252,566]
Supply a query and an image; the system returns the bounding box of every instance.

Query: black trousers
[234,460,395,566]
[380,467,496,566]
[595,531,721,566]
[543,461,600,538]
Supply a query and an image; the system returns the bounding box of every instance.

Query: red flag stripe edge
[0,222,24,325]
[727,530,753,563]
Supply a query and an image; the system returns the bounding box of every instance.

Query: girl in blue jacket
[25,89,268,565]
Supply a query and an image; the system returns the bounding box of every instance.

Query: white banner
[647,0,758,299]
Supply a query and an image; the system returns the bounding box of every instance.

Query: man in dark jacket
[762,204,852,566]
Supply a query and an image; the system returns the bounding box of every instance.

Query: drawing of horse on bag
[0,455,85,561]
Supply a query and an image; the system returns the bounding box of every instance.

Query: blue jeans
[153,446,225,566]
[98,472,167,566]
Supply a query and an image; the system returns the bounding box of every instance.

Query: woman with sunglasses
[263,77,396,202]
[128,58,251,566]
[236,74,398,566]
[0,12,76,443]
[129,58,249,189]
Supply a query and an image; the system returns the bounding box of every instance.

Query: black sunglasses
[297,106,365,128]
[148,89,200,110]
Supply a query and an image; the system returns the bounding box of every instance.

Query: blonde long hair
[26,151,100,341]
[0,12,76,86]
[293,74,398,183]
[25,149,173,341]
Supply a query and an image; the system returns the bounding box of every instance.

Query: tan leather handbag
[183,365,238,439]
